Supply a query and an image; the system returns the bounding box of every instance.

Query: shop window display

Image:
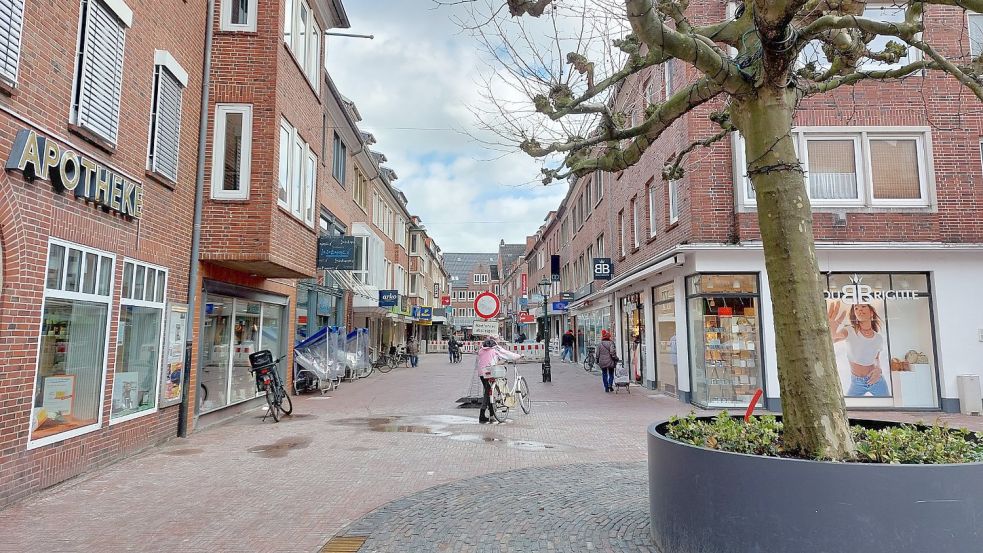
[31,241,114,443]
[112,261,167,420]
[824,273,937,408]
[201,293,288,413]
[620,293,646,384]
[687,274,763,408]
[652,282,678,396]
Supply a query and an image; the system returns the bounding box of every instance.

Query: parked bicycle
[248,350,293,422]
[583,345,597,372]
[488,361,531,423]
[371,347,395,374]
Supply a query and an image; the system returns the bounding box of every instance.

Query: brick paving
[0,355,980,552]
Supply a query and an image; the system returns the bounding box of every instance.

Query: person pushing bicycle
[474,335,521,423]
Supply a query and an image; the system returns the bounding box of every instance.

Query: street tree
[454,0,983,459]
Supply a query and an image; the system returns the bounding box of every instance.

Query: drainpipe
[178,0,215,438]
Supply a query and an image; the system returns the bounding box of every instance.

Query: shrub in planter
[648,415,983,553]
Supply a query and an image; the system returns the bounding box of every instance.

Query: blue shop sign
[379,290,399,307]
[552,301,570,313]
[418,307,432,320]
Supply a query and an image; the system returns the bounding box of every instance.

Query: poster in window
[41,375,75,415]
[826,276,892,398]
[160,303,188,407]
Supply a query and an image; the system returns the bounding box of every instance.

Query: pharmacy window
[30,239,115,447]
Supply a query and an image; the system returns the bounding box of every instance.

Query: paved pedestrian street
[2,356,979,553]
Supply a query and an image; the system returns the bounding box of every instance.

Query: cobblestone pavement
[1,355,979,552]
[340,462,653,553]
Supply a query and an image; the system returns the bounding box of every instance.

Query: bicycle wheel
[360,364,374,378]
[278,386,293,415]
[583,354,594,372]
[517,377,531,414]
[377,358,393,373]
[492,380,510,423]
[264,386,279,422]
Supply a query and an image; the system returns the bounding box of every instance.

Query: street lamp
[538,277,552,383]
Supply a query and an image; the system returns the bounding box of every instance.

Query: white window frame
[664,59,674,98]
[0,0,26,85]
[283,0,320,92]
[275,118,316,226]
[618,210,626,256]
[970,13,983,58]
[210,103,253,200]
[70,0,133,145]
[669,180,680,224]
[648,184,658,237]
[632,199,640,248]
[28,238,116,449]
[593,170,604,203]
[800,134,865,206]
[146,50,188,183]
[733,127,933,210]
[220,0,257,32]
[110,258,168,425]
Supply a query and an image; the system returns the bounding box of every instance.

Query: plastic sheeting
[294,326,370,383]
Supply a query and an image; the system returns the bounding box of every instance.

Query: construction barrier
[428,340,546,363]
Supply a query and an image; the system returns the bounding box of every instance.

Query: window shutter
[150,67,183,181]
[0,0,25,83]
[77,0,126,143]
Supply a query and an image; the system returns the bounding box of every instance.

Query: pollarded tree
[456,0,983,459]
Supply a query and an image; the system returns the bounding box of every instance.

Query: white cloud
[327,0,563,252]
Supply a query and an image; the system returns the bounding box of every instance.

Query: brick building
[0,0,207,505]
[525,3,983,412]
[444,253,501,337]
[0,0,451,505]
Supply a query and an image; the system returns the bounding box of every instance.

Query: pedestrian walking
[448,335,459,363]
[561,329,575,363]
[597,330,619,393]
[407,338,419,367]
[474,336,522,423]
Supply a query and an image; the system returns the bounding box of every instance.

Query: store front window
[31,241,114,445]
[575,307,611,354]
[824,273,937,408]
[620,293,646,384]
[200,290,287,413]
[652,282,678,396]
[112,260,168,421]
[687,274,763,408]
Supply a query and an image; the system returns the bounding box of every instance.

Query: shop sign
[824,275,918,304]
[593,258,613,280]
[379,290,399,307]
[418,307,433,320]
[417,320,432,326]
[560,291,574,301]
[317,294,332,316]
[519,312,535,324]
[551,255,561,282]
[552,301,570,313]
[519,297,529,309]
[5,128,144,219]
[441,295,451,306]
[520,273,528,296]
[433,283,440,299]
[317,236,355,270]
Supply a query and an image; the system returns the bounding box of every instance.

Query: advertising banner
[317,236,356,270]
[593,258,613,280]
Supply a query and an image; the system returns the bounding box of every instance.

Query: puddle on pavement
[333,415,572,452]
[449,434,568,451]
[247,436,313,458]
[279,413,317,422]
[161,448,204,456]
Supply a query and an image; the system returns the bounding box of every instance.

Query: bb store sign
[5,129,144,219]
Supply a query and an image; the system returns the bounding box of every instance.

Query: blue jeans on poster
[562,346,573,362]
[847,375,889,397]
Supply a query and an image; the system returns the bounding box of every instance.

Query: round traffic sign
[473,291,501,320]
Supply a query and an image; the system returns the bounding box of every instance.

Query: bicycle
[248,350,293,422]
[583,345,597,372]
[371,347,394,374]
[488,361,531,423]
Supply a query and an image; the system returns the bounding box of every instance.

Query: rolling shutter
[149,67,183,181]
[76,0,126,144]
[0,0,25,83]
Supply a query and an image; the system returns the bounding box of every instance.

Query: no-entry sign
[474,291,501,320]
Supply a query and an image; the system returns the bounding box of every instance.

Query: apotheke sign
[5,129,144,219]
[824,275,918,304]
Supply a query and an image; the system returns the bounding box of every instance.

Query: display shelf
[703,312,760,404]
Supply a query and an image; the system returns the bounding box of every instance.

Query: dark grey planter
[648,418,983,553]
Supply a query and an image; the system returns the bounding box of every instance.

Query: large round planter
[648,418,983,553]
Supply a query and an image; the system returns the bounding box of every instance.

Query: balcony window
[211,104,252,199]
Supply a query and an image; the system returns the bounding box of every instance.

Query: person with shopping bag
[597,329,619,393]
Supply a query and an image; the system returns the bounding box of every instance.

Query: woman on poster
[828,302,888,397]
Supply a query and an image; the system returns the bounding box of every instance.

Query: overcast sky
[327,1,567,253]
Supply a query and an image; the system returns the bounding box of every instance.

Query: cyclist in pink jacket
[475,336,522,423]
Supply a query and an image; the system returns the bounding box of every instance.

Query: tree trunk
[732,88,855,460]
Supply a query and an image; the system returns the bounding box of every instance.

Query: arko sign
[378,290,399,307]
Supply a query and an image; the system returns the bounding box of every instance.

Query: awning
[568,253,686,310]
